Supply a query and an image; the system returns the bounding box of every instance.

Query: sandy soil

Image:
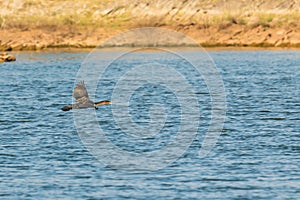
[1,24,299,51]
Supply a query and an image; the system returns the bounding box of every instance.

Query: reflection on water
[0,50,299,199]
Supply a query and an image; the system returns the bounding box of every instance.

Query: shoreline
[5,46,300,53]
[1,24,299,51]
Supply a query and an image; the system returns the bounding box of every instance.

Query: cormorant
[61,81,111,111]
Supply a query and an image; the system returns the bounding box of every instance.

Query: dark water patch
[260,117,287,120]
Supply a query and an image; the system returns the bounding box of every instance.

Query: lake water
[0,50,299,199]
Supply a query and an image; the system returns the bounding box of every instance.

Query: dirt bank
[1,25,299,51]
[0,0,300,50]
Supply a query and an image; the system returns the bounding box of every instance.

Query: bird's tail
[61,105,73,111]
[94,100,112,107]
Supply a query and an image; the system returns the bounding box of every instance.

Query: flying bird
[61,81,111,111]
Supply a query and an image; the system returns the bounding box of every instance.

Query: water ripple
[0,51,299,199]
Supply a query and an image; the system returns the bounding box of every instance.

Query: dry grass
[0,0,299,30]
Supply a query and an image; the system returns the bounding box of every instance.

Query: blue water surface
[0,50,299,199]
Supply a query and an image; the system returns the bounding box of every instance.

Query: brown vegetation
[0,0,300,50]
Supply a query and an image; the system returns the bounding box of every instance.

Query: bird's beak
[94,101,112,106]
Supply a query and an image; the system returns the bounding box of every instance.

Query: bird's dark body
[61,81,111,111]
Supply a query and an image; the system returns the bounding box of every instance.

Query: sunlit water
[0,50,299,199]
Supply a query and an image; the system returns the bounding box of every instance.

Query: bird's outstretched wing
[61,81,111,111]
[73,81,89,101]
